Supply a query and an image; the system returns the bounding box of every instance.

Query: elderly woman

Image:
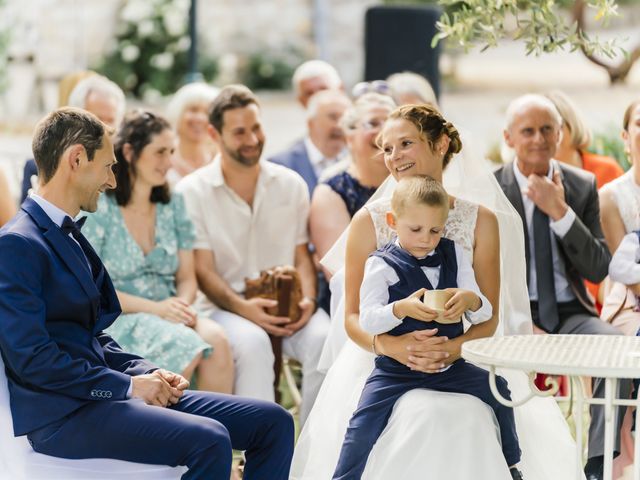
[386,71,438,107]
[546,90,623,189]
[165,82,219,185]
[83,110,234,393]
[310,93,396,262]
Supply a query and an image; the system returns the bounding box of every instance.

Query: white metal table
[462,334,640,480]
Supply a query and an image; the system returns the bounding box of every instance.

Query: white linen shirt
[609,231,640,285]
[176,157,310,312]
[512,160,576,302]
[360,241,492,335]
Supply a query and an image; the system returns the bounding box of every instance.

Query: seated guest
[546,92,624,314]
[0,169,16,227]
[0,107,293,478]
[269,89,351,195]
[291,59,343,109]
[386,71,438,106]
[177,85,330,424]
[165,82,220,186]
[600,99,640,336]
[21,74,126,202]
[311,93,395,263]
[82,110,233,394]
[496,93,629,480]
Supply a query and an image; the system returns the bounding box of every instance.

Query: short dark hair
[208,84,259,132]
[108,110,171,206]
[32,107,110,184]
[391,175,449,217]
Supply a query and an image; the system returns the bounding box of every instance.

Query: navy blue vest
[372,239,461,339]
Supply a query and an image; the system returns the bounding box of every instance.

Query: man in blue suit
[269,89,350,195]
[0,107,294,479]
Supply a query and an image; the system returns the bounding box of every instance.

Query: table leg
[603,378,615,480]
[575,375,585,480]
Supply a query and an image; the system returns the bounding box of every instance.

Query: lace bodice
[600,169,640,233]
[365,197,478,258]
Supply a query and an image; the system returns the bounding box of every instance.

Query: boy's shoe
[510,467,524,480]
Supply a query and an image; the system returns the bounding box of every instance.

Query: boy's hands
[392,288,438,322]
[443,288,481,321]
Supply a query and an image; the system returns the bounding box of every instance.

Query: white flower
[137,19,155,38]
[175,36,191,52]
[163,8,186,37]
[120,0,153,24]
[150,52,174,70]
[121,44,140,63]
[143,87,162,104]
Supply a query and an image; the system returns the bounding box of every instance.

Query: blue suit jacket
[0,198,156,436]
[268,139,317,195]
[20,159,37,203]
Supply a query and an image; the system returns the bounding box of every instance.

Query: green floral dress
[83,193,211,374]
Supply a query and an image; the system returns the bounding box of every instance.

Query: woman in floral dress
[83,110,233,393]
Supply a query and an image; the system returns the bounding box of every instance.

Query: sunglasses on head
[351,80,391,99]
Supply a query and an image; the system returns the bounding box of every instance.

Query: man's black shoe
[510,467,524,480]
[584,455,604,480]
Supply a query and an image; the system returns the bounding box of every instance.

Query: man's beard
[222,140,264,167]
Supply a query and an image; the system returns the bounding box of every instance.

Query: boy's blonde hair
[391,175,449,217]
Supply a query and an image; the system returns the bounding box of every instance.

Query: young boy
[332,176,523,480]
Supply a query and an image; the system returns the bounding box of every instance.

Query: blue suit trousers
[333,359,521,479]
[27,391,294,479]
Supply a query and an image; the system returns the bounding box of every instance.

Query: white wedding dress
[291,147,583,479]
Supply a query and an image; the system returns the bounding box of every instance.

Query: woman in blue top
[83,110,233,393]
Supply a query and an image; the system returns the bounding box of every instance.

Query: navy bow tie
[416,251,441,268]
[61,215,87,237]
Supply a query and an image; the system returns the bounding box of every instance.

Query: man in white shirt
[269,89,351,195]
[495,94,627,480]
[176,85,330,424]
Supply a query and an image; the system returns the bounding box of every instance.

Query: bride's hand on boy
[442,288,480,320]
[393,288,438,322]
[405,330,450,373]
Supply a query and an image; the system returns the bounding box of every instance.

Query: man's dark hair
[31,107,110,184]
[109,110,171,206]
[208,84,259,132]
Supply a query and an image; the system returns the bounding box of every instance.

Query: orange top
[581,151,624,190]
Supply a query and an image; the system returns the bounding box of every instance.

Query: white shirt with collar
[512,160,576,302]
[176,156,310,314]
[609,231,640,285]
[359,240,492,336]
[304,136,341,179]
[30,193,134,398]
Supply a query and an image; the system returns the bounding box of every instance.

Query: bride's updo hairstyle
[388,104,462,168]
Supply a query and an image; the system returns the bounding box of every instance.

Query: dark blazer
[268,139,317,195]
[494,161,611,317]
[0,198,156,436]
[20,159,37,203]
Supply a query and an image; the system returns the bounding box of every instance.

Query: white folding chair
[0,354,186,479]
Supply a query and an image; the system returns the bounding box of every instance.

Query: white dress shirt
[512,161,576,302]
[304,136,341,179]
[609,231,640,285]
[360,241,492,335]
[176,156,310,313]
[30,193,134,398]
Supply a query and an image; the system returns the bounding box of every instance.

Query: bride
[291,104,582,479]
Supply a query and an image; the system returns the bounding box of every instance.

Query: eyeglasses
[358,118,386,131]
[351,80,391,99]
